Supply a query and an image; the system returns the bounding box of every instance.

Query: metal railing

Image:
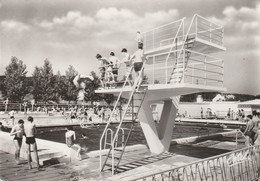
[142,18,185,52]
[133,144,260,181]
[141,14,224,54]
[195,14,224,46]
[143,49,224,87]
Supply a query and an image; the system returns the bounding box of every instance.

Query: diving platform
[96,14,226,175]
[145,36,226,57]
[96,83,226,102]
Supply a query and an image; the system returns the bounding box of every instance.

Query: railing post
[204,56,207,85]
[153,30,155,49]
[195,15,198,39]
[182,49,185,83]
[222,27,224,47]
[192,64,194,84]
[165,54,168,84]
[210,23,212,43]
[222,60,224,87]
[153,56,155,85]
[183,19,185,41]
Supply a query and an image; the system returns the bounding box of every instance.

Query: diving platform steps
[100,66,147,175]
[169,37,195,84]
[101,89,146,174]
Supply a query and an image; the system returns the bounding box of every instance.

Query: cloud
[35,8,180,51]
[1,20,30,32]
[210,3,260,55]
[38,8,179,36]
[212,3,260,36]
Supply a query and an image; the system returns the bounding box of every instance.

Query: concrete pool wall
[0,131,147,165]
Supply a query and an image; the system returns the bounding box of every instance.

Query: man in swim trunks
[130,43,146,86]
[10,119,24,164]
[24,116,40,169]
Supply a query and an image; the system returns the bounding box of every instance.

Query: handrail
[196,14,223,28]
[168,14,197,84]
[164,17,185,81]
[111,59,147,148]
[133,144,260,181]
[108,59,147,174]
[104,128,113,149]
[142,18,184,34]
[99,66,134,171]
[185,74,223,82]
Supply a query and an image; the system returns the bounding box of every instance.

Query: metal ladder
[99,61,147,175]
[170,37,195,83]
[169,15,197,84]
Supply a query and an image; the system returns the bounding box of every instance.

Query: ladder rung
[105,143,112,146]
[114,148,124,152]
[108,155,121,160]
[132,105,141,107]
[120,128,131,131]
[115,140,125,144]
[135,91,145,94]
[123,119,135,121]
[105,163,113,167]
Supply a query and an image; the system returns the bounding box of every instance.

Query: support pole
[138,98,179,154]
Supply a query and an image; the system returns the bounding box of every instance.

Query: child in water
[65,127,88,161]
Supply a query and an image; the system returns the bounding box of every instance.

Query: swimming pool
[35,122,232,151]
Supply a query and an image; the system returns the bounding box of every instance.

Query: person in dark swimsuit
[10,119,24,164]
[24,116,40,170]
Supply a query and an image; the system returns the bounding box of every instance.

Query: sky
[0,0,259,95]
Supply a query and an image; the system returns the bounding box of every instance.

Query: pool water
[35,123,230,151]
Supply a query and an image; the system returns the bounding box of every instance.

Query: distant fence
[133,144,260,181]
[0,103,113,112]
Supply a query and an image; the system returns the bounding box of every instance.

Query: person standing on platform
[10,119,25,164]
[135,31,144,48]
[109,52,120,83]
[96,54,110,88]
[24,116,40,170]
[121,48,133,86]
[130,43,146,86]
[201,107,203,119]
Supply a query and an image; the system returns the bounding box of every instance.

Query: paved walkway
[0,134,246,181]
[0,150,71,181]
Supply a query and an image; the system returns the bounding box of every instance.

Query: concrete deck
[0,112,247,180]
[0,129,245,181]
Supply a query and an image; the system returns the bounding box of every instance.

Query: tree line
[0,57,113,104]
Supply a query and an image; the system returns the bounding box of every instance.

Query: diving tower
[97,14,226,174]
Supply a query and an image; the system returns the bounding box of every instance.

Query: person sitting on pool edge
[65,127,88,161]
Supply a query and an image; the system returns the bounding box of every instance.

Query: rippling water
[35,122,231,151]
